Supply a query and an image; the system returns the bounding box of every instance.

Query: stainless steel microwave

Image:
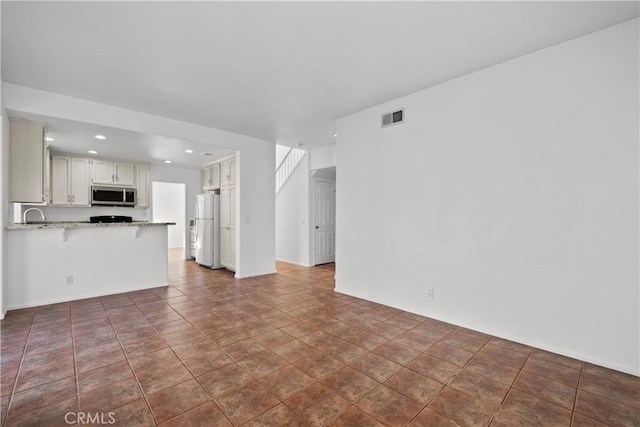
[91,186,136,207]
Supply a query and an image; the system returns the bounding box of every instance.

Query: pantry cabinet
[9,118,50,204]
[219,155,236,272]
[50,156,90,206]
[219,184,236,271]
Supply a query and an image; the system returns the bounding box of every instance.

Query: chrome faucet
[23,208,46,224]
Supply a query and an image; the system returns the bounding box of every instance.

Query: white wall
[152,181,186,248]
[0,110,8,319]
[236,146,276,277]
[336,19,639,375]
[3,85,276,278]
[276,156,311,266]
[310,144,337,170]
[0,2,7,317]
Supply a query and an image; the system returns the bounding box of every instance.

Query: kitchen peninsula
[5,221,175,310]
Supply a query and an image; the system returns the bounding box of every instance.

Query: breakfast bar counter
[5,221,176,311]
[6,221,175,230]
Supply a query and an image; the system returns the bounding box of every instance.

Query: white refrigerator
[194,193,221,269]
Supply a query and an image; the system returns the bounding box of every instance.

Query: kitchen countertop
[6,221,176,230]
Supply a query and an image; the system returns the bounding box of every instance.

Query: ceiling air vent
[381,108,405,128]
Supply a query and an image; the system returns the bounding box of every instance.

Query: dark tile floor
[1,249,639,426]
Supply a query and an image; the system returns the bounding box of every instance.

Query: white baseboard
[5,282,169,312]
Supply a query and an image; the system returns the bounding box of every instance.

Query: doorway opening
[152,181,186,257]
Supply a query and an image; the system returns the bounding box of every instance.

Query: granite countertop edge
[6,221,176,230]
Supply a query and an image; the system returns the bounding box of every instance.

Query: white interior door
[314,180,336,265]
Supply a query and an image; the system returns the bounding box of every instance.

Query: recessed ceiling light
[88,150,98,154]
[184,149,194,154]
[45,137,54,142]
[333,134,337,137]
[94,134,106,140]
[164,160,172,164]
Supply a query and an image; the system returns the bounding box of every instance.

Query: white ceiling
[2,1,638,164]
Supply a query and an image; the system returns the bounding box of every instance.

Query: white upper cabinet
[136,165,149,207]
[220,157,236,186]
[115,163,134,186]
[202,162,220,191]
[50,156,90,206]
[71,158,90,205]
[211,163,220,189]
[92,160,135,186]
[92,160,114,184]
[9,118,49,204]
[219,155,236,272]
[50,156,70,205]
[202,165,211,191]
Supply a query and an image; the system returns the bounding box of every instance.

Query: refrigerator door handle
[194,199,199,243]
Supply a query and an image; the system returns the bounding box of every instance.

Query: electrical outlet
[427,288,435,298]
[66,275,74,285]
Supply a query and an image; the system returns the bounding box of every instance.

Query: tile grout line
[104,295,160,426]
[407,328,495,426]
[2,310,36,425]
[487,345,535,426]
[131,283,248,426]
[570,361,584,427]
[70,304,85,427]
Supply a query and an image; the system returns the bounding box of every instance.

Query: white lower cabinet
[50,156,90,206]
